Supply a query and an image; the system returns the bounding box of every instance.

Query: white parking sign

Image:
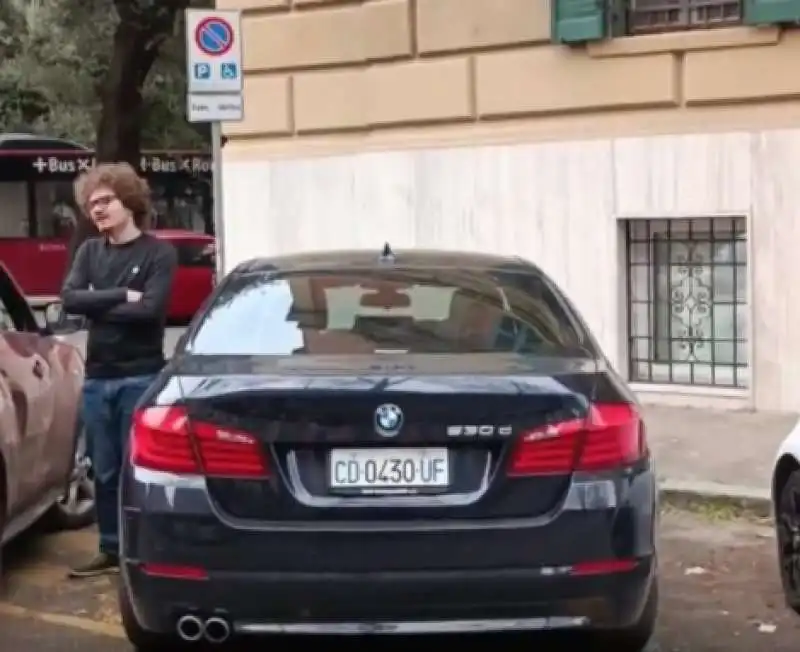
[185,10,243,95]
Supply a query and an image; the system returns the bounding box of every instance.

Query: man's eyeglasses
[87,194,118,211]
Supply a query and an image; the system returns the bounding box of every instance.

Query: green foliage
[0,1,27,59]
[0,2,50,132]
[0,0,211,149]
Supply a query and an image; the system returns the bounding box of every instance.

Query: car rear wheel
[777,467,800,614]
[119,583,185,651]
[43,424,95,531]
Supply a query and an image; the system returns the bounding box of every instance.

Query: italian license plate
[329,448,449,490]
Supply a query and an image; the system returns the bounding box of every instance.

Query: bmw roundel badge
[375,403,403,437]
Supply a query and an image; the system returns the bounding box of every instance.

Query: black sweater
[61,234,178,379]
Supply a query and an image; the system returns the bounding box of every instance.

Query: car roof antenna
[379,242,395,264]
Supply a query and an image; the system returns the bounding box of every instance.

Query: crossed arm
[61,241,178,323]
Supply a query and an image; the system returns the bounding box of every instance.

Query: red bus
[0,133,212,298]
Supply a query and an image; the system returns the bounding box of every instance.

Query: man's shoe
[67,552,119,578]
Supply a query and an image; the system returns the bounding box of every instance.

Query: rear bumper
[124,557,655,635]
[120,466,658,636]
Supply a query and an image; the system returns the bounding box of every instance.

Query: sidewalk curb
[659,479,772,520]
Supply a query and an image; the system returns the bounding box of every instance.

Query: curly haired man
[61,162,178,577]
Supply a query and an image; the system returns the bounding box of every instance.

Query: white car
[773,426,800,613]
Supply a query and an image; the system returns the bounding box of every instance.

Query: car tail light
[571,558,638,576]
[130,406,269,478]
[141,563,208,580]
[507,403,645,476]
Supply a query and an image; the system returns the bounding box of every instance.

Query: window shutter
[743,0,800,24]
[551,0,608,44]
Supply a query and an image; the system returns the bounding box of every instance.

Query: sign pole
[185,8,243,284]
[211,121,225,280]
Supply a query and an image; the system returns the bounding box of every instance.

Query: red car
[152,230,216,324]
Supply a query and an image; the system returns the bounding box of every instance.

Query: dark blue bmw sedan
[118,247,658,651]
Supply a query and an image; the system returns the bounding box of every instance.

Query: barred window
[626,217,748,388]
[628,0,742,34]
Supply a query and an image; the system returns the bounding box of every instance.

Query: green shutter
[551,0,607,44]
[743,0,800,24]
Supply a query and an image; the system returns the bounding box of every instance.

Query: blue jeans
[82,374,157,556]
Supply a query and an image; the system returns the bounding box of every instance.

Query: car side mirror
[40,301,85,335]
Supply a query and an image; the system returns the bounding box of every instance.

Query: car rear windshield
[186,267,594,357]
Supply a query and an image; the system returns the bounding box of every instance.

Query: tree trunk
[94,20,160,165]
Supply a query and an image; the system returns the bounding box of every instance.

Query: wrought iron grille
[628,0,742,34]
[626,217,748,388]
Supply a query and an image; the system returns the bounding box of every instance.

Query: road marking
[0,602,125,638]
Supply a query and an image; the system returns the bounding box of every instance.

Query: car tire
[594,577,659,652]
[119,583,184,651]
[776,467,800,615]
[43,423,96,531]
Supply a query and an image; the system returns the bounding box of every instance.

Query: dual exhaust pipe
[176,614,231,644]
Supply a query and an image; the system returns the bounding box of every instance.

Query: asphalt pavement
[1,617,121,652]
[0,509,797,651]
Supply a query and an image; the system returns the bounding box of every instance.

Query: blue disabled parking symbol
[193,63,211,80]
[220,62,238,80]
